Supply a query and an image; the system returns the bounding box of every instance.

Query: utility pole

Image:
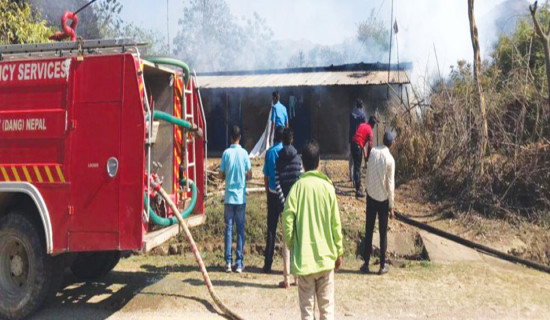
[386,0,394,98]
[167,0,170,54]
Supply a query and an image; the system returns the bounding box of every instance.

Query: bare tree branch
[530,1,550,102]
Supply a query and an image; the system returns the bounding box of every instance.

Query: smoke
[117,0,532,89]
[221,0,530,87]
[392,0,529,93]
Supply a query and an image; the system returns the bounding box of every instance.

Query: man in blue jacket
[262,126,285,273]
[269,91,289,144]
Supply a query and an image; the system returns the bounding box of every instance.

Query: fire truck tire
[0,213,61,320]
[70,251,121,280]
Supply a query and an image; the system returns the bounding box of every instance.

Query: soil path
[30,251,550,320]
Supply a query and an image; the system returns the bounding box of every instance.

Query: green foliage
[25,0,101,39]
[0,0,55,44]
[393,4,550,219]
[492,16,549,92]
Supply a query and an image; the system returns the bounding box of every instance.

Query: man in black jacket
[274,128,302,288]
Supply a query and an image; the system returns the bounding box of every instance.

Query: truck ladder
[183,80,197,192]
[0,39,147,60]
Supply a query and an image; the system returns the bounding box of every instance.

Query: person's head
[302,139,320,172]
[383,131,395,148]
[356,98,364,109]
[274,126,284,143]
[231,125,241,143]
[368,116,377,127]
[272,90,280,104]
[282,127,294,146]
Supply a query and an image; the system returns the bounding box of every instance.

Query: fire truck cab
[0,39,206,319]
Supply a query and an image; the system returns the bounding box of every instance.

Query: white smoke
[118,0,532,89]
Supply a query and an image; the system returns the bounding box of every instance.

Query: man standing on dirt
[283,140,344,320]
[269,90,289,144]
[361,131,395,275]
[350,116,377,198]
[262,126,285,274]
[274,128,302,288]
[219,125,252,274]
[349,99,367,183]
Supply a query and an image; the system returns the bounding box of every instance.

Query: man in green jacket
[282,140,344,320]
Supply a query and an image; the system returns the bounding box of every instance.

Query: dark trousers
[363,195,389,267]
[350,141,363,192]
[264,191,283,269]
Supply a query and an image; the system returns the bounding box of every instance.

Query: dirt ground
[29,159,550,320]
[31,254,550,320]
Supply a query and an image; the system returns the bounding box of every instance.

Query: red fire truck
[0,39,207,319]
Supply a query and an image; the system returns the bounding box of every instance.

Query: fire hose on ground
[156,184,245,320]
[395,211,550,274]
[147,112,246,320]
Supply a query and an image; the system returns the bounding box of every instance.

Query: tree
[94,0,168,55]
[0,0,55,44]
[357,9,390,61]
[94,0,123,36]
[173,0,274,72]
[468,0,489,175]
[25,0,101,39]
[529,1,550,102]
[287,50,307,68]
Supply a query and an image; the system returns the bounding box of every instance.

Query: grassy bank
[177,191,362,260]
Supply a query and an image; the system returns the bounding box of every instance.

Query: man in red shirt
[351,116,377,198]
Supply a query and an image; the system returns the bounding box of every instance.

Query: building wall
[201,84,407,156]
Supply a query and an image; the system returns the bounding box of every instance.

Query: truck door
[69,55,123,251]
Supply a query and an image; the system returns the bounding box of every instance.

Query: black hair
[302,139,320,171]
[272,90,280,101]
[368,116,377,127]
[282,127,293,145]
[356,98,364,108]
[231,125,241,142]
[274,126,284,143]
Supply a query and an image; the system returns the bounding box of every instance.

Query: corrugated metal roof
[198,70,409,89]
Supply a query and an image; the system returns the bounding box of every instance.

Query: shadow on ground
[30,270,166,320]
[141,263,280,290]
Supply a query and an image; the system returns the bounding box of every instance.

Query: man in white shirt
[361,131,395,275]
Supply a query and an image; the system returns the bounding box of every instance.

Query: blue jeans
[224,204,246,268]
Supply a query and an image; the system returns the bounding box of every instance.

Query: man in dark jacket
[349,99,367,184]
[274,128,302,288]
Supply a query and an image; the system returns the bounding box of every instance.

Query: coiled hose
[145,178,198,226]
[145,109,200,226]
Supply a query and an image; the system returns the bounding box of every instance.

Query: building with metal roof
[197,62,412,156]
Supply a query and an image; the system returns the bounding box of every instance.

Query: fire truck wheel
[70,251,121,280]
[0,213,60,320]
